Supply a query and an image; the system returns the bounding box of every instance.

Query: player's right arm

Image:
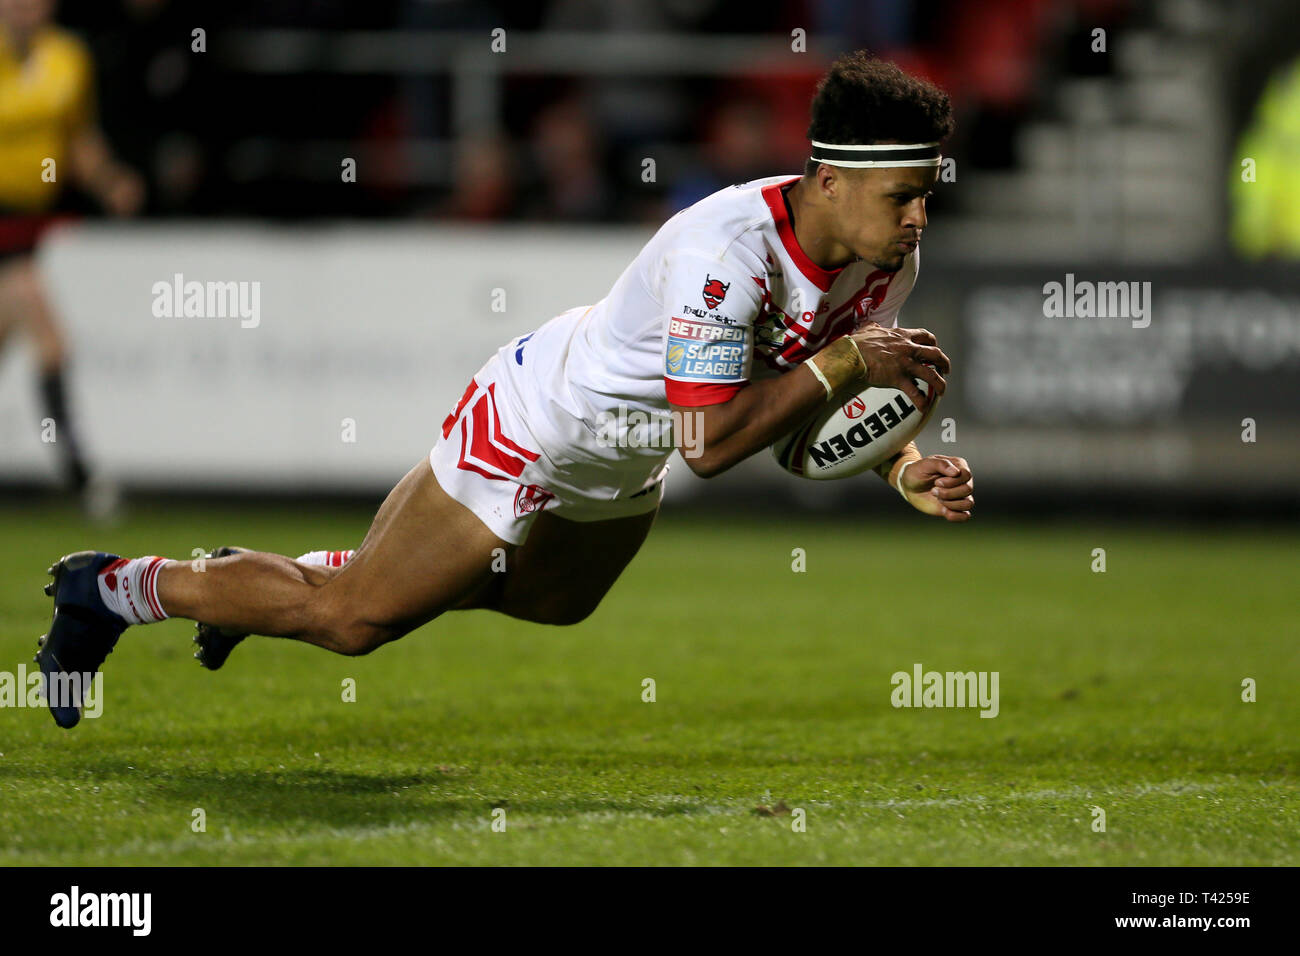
[670,323,949,479]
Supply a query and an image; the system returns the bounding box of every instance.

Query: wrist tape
[894,459,917,499]
[806,336,867,401]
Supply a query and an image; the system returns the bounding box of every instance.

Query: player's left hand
[900,455,974,522]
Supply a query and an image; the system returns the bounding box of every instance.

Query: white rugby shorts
[429,352,667,545]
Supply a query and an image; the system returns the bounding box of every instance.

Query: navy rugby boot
[35,551,128,728]
[192,546,249,671]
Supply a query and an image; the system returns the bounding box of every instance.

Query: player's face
[836,164,937,273]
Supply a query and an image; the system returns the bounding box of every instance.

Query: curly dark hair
[804,52,954,175]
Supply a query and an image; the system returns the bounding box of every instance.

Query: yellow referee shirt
[0,25,95,212]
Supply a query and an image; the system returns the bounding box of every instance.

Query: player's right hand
[849,323,949,411]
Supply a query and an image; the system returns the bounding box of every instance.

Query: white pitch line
[0,779,1225,861]
[859,780,1219,810]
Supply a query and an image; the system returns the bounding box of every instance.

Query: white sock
[295,549,354,567]
[98,556,170,625]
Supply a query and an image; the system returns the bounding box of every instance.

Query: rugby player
[35,52,974,727]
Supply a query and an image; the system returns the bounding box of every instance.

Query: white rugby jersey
[484,174,918,501]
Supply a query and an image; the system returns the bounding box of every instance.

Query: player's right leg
[36,459,505,726]
[191,547,354,670]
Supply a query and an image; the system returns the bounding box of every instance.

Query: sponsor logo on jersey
[681,304,736,323]
[807,394,916,468]
[666,343,686,373]
[668,318,745,342]
[666,318,747,380]
[702,275,730,309]
[514,483,554,517]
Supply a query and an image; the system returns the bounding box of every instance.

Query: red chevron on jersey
[831,269,895,324]
[755,270,897,370]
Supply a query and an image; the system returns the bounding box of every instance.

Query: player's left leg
[452,506,658,625]
[204,505,657,631]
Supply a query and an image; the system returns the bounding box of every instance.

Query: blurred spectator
[518,95,612,222]
[438,132,517,220]
[668,97,776,211]
[540,0,693,155]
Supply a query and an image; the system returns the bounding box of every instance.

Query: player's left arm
[874,443,974,522]
[866,251,972,521]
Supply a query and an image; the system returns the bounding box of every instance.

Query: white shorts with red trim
[429,357,667,546]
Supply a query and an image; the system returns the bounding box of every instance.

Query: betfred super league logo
[702,275,730,309]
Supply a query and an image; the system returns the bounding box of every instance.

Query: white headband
[809,140,942,168]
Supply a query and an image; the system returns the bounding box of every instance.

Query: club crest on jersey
[854,272,894,322]
[514,483,554,517]
[702,276,730,309]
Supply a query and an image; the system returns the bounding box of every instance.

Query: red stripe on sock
[142,557,166,621]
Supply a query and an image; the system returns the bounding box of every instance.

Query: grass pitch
[0,499,1295,865]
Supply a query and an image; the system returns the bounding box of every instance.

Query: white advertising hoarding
[1,223,655,490]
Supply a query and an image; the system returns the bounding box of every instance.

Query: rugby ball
[772,377,936,479]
